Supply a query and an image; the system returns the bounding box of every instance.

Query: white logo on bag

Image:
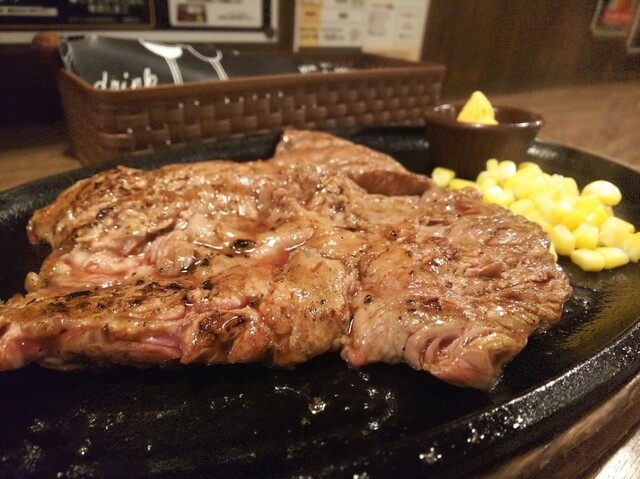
[93,68,159,90]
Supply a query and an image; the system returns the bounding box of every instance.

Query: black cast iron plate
[0,128,638,479]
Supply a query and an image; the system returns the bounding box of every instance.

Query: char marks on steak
[0,130,572,389]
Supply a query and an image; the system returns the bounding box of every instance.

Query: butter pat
[457,91,498,125]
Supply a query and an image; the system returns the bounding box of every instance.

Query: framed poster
[168,0,265,29]
[591,0,638,36]
[628,6,640,52]
[0,0,278,44]
[0,0,155,30]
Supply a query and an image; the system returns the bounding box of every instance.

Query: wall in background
[422,0,640,98]
[0,44,62,125]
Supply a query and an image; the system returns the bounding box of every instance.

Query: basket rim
[58,57,445,104]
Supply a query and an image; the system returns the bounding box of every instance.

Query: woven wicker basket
[57,52,445,165]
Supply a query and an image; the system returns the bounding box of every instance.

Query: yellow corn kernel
[558,177,580,198]
[546,174,566,199]
[582,180,622,206]
[514,168,543,182]
[497,160,517,182]
[561,208,588,231]
[486,158,499,171]
[502,175,516,190]
[481,178,499,190]
[595,247,629,270]
[571,202,600,225]
[624,232,640,262]
[510,174,537,199]
[584,205,610,227]
[538,218,553,234]
[522,210,541,224]
[483,185,514,206]
[599,217,635,248]
[432,167,456,188]
[549,243,558,262]
[449,178,480,190]
[526,175,551,198]
[560,194,579,206]
[570,249,605,272]
[573,223,599,250]
[477,172,498,190]
[573,194,600,213]
[550,200,574,225]
[550,224,576,256]
[509,198,536,218]
[476,170,495,184]
[532,193,555,216]
[518,162,543,175]
[608,217,634,233]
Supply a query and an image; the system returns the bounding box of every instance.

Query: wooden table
[0,82,639,478]
[1,82,639,192]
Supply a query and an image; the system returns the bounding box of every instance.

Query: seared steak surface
[0,130,571,389]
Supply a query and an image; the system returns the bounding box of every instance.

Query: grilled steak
[0,130,572,389]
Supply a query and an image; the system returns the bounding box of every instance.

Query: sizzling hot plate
[0,128,639,479]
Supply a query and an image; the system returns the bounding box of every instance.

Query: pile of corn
[432,160,640,272]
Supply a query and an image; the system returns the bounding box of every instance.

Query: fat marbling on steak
[0,130,572,389]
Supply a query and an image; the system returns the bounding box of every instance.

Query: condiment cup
[424,103,544,180]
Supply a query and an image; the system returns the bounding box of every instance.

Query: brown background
[1,0,639,127]
[423,0,640,96]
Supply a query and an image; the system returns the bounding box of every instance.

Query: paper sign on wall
[294,0,431,61]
